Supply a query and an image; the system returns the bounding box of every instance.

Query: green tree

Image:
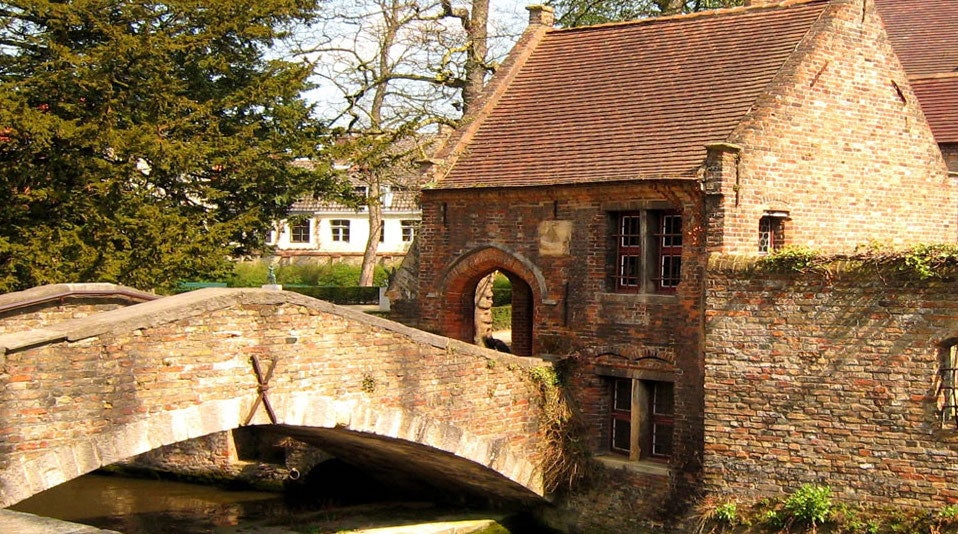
[0,0,346,293]
[548,0,744,27]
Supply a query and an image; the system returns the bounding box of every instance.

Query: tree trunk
[359,179,382,286]
[461,0,489,115]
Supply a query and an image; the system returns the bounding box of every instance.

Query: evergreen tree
[0,0,344,292]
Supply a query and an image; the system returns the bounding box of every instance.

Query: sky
[299,0,532,121]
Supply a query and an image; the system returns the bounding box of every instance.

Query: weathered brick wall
[715,0,955,254]
[704,260,958,508]
[544,467,671,533]
[418,181,708,516]
[0,283,156,335]
[123,428,330,490]
[943,143,958,174]
[0,299,133,336]
[419,182,704,354]
[0,289,552,506]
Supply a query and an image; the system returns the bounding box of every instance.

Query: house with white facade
[270,181,421,265]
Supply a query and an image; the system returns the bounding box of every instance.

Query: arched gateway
[437,246,549,356]
[0,288,554,507]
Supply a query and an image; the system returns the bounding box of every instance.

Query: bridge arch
[0,394,543,507]
[438,246,548,356]
[0,288,555,508]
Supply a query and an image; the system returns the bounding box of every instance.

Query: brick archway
[0,394,545,508]
[438,246,547,356]
[0,288,555,508]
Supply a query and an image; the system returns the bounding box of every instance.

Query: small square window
[401,220,418,242]
[759,215,786,253]
[290,219,311,244]
[939,343,958,428]
[331,220,350,242]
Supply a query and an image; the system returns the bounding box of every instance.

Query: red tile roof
[910,75,958,143]
[437,0,830,189]
[875,0,958,147]
[875,0,958,76]
[291,188,421,214]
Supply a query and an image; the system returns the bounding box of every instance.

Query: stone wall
[0,300,130,336]
[704,259,958,508]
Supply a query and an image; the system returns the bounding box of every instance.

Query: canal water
[9,472,547,533]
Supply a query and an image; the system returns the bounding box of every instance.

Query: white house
[270,182,420,265]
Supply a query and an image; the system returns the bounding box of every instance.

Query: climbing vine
[748,243,958,281]
[530,361,591,494]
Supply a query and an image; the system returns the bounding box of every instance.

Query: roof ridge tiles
[549,0,829,34]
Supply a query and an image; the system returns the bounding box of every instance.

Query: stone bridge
[0,288,555,508]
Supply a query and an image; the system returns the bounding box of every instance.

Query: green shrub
[714,502,737,526]
[784,484,832,527]
[756,245,821,273]
[228,261,389,288]
[492,272,512,306]
[230,261,269,287]
[491,305,511,331]
[286,286,380,305]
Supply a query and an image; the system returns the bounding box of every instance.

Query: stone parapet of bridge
[0,288,554,507]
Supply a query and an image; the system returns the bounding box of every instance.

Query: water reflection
[10,472,285,533]
[9,471,553,533]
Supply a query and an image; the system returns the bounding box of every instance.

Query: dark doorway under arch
[458,268,534,357]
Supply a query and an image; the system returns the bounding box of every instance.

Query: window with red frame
[656,213,682,291]
[647,381,674,459]
[608,378,674,461]
[612,211,682,293]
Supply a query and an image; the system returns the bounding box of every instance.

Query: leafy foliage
[783,484,832,527]
[749,243,958,281]
[229,261,390,287]
[0,0,348,292]
[755,246,822,273]
[713,502,738,526]
[491,304,511,331]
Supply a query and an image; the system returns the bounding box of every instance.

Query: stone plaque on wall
[538,220,572,257]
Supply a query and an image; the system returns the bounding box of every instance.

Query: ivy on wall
[714,244,958,281]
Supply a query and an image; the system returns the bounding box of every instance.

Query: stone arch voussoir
[440,245,549,305]
[0,396,255,508]
[271,392,545,497]
[0,392,545,508]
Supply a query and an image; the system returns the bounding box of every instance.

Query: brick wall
[418,181,708,514]
[704,260,958,508]
[0,290,552,506]
[943,143,958,174]
[0,299,133,335]
[714,0,956,254]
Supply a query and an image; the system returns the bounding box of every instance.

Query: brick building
[875,0,958,174]
[395,0,958,527]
